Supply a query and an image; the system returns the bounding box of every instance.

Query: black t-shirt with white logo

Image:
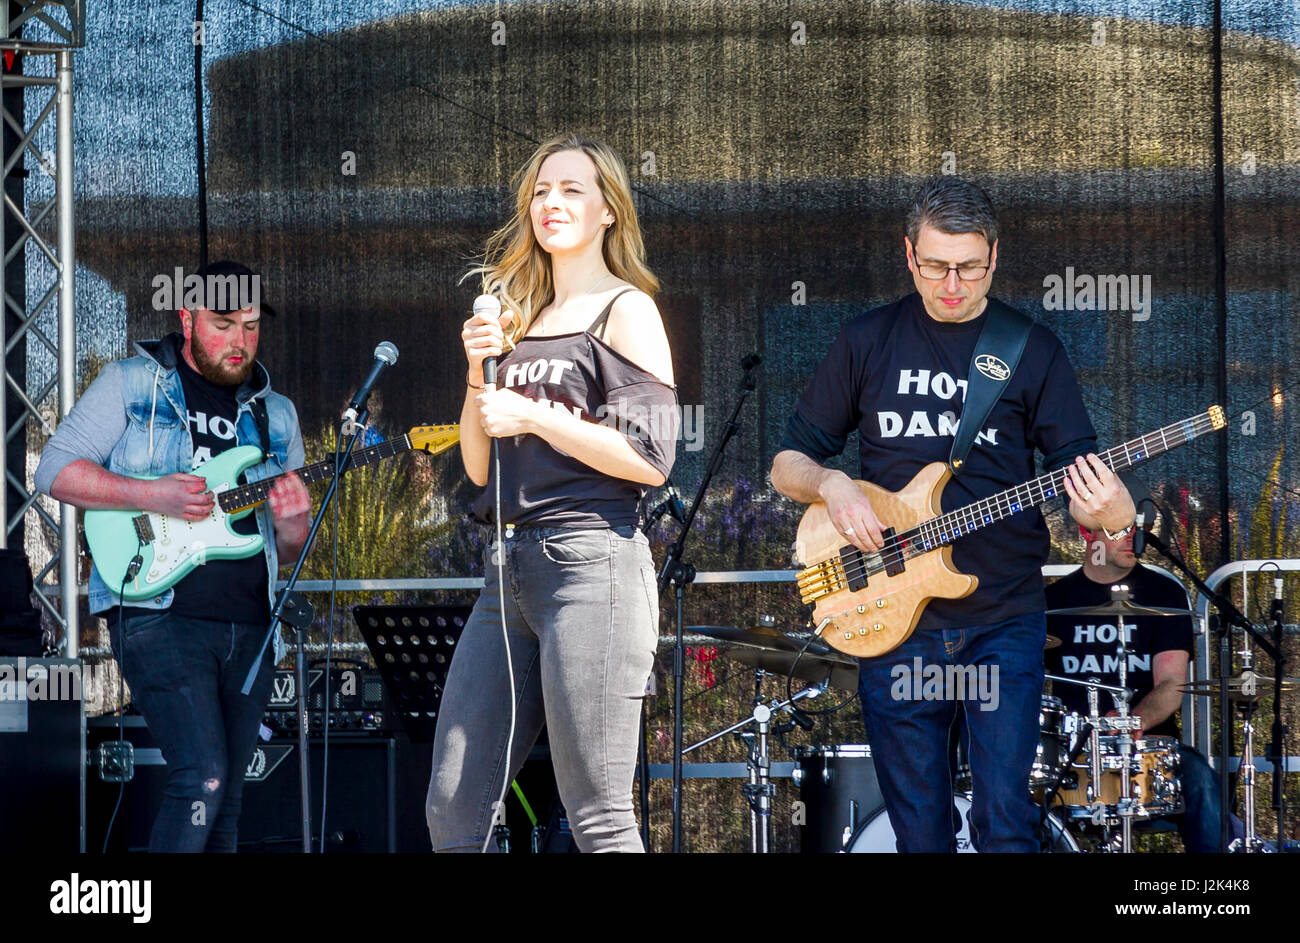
[169,357,269,624]
[789,293,1097,630]
[470,329,678,528]
[1045,564,1194,738]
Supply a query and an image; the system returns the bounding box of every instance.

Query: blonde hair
[468,134,659,345]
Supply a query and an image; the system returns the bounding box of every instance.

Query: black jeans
[110,611,275,852]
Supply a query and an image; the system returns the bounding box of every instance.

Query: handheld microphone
[344,342,398,422]
[473,294,503,391]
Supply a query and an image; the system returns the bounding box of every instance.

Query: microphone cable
[481,433,516,854]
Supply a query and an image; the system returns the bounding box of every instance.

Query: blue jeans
[1163,745,1223,853]
[109,611,275,853]
[858,612,1047,852]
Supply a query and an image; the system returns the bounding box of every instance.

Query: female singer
[426,135,677,852]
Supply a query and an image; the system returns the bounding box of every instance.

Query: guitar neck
[217,434,415,512]
[902,409,1223,554]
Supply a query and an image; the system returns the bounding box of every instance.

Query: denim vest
[81,336,302,621]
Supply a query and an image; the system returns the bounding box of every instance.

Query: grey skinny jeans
[426,524,659,852]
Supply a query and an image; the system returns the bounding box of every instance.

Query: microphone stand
[242,406,370,853]
[1140,528,1284,851]
[657,353,761,852]
[636,481,682,850]
[1268,583,1289,852]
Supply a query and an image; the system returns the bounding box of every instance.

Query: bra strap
[586,287,638,341]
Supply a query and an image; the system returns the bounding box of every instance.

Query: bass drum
[792,745,884,853]
[846,793,1079,853]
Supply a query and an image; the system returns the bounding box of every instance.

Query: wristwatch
[1102,520,1136,541]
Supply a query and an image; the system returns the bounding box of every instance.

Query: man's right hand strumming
[49,460,214,522]
[148,472,215,521]
[770,449,886,553]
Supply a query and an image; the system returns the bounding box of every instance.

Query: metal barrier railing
[1195,559,1300,761]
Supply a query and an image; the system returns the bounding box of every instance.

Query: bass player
[770,178,1135,852]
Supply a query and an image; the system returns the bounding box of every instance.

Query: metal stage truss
[1,0,84,655]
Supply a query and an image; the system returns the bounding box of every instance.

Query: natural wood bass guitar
[794,406,1226,658]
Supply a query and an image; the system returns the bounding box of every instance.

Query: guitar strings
[217,433,416,511]
[826,414,1218,584]
[812,414,1220,588]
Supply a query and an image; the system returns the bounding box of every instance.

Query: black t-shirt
[470,326,678,529]
[784,293,1097,630]
[1045,564,1194,738]
[166,357,270,624]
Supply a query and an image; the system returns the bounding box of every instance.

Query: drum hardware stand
[493,824,511,853]
[1220,649,1279,853]
[739,703,776,854]
[1044,671,1136,845]
[652,353,761,853]
[684,678,826,854]
[1140,526,1286,851]
[1113,609,1137,853]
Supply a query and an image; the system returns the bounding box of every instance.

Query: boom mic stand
[657,353,761,853]
[242,406,370,853]
[1140,527,1285,851]
[1267,579,1288,852]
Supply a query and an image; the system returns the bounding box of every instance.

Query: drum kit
[683,587,1292,853]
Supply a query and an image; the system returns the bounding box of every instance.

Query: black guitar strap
[251,396,271,456]
[948,298,1033,474]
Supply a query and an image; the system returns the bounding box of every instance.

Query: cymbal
[1047,599,1193,618]
[1181,671,1300,699]
[686,625,859,690]
[1044,634,1062,650]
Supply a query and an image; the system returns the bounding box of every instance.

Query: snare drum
[792,745,883,853]
[1053,734,1183,820]
[954,695,1069,793]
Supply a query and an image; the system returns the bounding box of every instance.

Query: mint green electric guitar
[83,424,459,601]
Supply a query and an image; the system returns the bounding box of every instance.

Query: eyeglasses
[911,248,990,281]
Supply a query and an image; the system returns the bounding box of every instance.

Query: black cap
[192,260,276,317]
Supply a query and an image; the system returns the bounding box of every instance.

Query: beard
[189,336,254,387]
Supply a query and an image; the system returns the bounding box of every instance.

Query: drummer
[1044,516,1223,852]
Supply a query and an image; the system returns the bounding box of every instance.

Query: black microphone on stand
[474,294,502,391]
[343,341,398,424]
[1131,499,1151,558]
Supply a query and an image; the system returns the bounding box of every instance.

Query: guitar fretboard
[850,409,1222,577]
[217,434,413,511]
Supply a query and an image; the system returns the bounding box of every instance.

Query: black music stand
[353,605,472,743]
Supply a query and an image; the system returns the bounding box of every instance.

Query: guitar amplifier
[0,658,84,852]
[261,665,393,736]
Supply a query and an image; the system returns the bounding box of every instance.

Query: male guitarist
[35,260,310,852]
[770,178,1136,852]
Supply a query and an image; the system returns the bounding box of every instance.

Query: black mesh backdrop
[65,0,1300,572]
